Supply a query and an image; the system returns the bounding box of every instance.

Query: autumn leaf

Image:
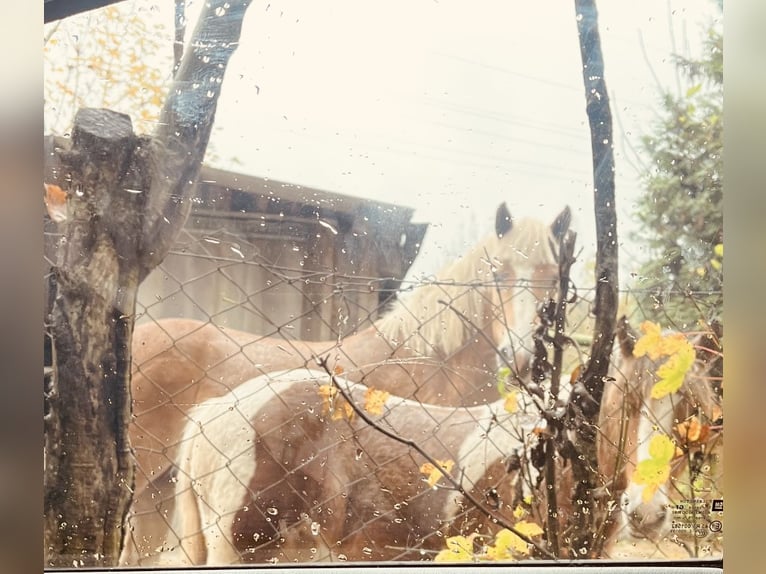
[317,383,337,402]
[713,243,723,258]
[651,342,695,399]
[486,522,544,560]
[658,332,693,357]
[632,434,676,503]
[364,388,390,416]
[569,364,583,385]
[434,535,475,563]
[648,433,677,460]
[496,366,511,396]
[633,321,665,360]
[632,322,696,399]
[503,390,519,414]
[420,459,455,488]
[317,384,354,421]
[675,415,710,445]
[336,401,355,421]
[512,505,527,520]
[44,183,68,223]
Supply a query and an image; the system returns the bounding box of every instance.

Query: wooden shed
[136,166,428,339]
[45,136,427,342]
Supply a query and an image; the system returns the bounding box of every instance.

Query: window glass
[44,0,723,568]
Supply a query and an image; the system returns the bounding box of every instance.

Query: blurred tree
[632,14,723,329]
[44,1,173,136]
[43,0,255,565]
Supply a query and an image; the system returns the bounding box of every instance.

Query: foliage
[632,17,723,328]
[631,321,722,505]
[496,367,521,413]
[44,2,174,136]
[633,321,696,399]
[317,384,355,421]
[419,459,455,488]
[363,387,390,415]
[433,518,544,562]
[632,434,676,503]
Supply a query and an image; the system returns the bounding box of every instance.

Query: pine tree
[632,18,722,329]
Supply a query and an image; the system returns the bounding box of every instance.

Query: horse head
[491,204,571,380]
[602,316,722,543]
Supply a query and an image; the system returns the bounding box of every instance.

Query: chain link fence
[45,204,722,565]
[111,221,722,566]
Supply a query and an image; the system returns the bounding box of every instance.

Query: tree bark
[567,0,619,558]
[43,0,253,567]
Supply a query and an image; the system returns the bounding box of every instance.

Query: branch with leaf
[313,355,556,561]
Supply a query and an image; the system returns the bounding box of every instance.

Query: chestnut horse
[597,317,722,552]
[153,368,544,565]
[121,204,571,564]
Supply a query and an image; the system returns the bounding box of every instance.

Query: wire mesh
[45,224,722,566]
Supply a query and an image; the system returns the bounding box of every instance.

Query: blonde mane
[375,217,560,356]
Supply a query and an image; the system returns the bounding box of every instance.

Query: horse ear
[616,315,638,358]
[495,202,513,238]
[551,206,572,239]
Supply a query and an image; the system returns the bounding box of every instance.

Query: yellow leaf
[713,243,723,258]
[657,332,692,357]
[334,401,355,421]
[496,366,511,396]
[710,259,722,271]
[486,522,543,559]
[515,520,544,538]
[503,391,519,414]
[420,459,455,488]
[632,435,675,502]
[647,434,676,462]
[318,383,337,401]
[633,321,664,359]
[650,342,695,399]
[317,384,354,421]
[434,535,474,563]
[363,388,390,416]
[512,505,527,520]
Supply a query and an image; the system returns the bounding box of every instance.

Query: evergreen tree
[632,17,722,329]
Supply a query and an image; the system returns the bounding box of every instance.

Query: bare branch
[315,356,556,560]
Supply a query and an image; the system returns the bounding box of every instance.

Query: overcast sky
[46,0,722,284]
[195,0,720,283]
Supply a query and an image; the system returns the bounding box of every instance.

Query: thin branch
[315,356,556,560]
[666,0,683,97]
[612,92,650,177]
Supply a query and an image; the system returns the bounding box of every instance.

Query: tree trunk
[43,0,253,567]
[567,0,619,558]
